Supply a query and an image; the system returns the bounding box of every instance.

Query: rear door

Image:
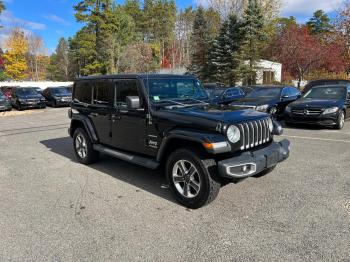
[89,80,114,145]
[111,79,149,154]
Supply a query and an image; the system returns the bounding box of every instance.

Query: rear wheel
[335,111,345,130]
[52,100,57,108]
[166,148,221,209]
[73,128,99,164]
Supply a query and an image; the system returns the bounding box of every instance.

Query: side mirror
[126,96,141,110]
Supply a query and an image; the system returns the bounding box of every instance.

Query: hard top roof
[76,74,196,81]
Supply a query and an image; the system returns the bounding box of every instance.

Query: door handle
[90,113,98,117]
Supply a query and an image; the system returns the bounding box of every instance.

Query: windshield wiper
[181,98,209,105]
[153,100,187,106]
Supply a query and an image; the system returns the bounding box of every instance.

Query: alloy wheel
[75,134,87,159]
[172,160,201,198]
[339,112,345,128]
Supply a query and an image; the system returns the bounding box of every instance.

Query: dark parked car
[68,74,290,208]
[11,87,46,111]
[42,86,72,107]
[207,87,245,105]
[0,90,12,111]
[303,79,350,94]
[230,86,301,118]
[285,85,350,129]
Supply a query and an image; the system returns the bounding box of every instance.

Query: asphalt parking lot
[0,108,349,261]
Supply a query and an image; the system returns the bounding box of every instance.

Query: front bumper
[0,103,12,111]
[284,113,338,126]
[218,140,290,179]
[56,100,72,106]
[20,101,46,109]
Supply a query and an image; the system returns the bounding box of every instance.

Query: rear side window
[74,81,92,104]
[115,80,141,108]
[93,80,114,105]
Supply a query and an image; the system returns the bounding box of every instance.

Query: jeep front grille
[238,118,271,150]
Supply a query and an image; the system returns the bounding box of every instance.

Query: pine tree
[239,0,267,84]
[74,0,115,74]
[188,7,215,81]
[208,14,244,85]
[306,10,332,35]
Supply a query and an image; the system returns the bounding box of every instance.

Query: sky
[0,0,345,54]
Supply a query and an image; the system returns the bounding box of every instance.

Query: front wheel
[166,148,221,209]
[73,128,99,165]
[335,111,345,130]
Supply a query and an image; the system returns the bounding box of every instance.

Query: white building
[242,59,282,85]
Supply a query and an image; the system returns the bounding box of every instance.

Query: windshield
[246,88,281,98]
[51,87,71,95]
[303,86,346,100]
[143,78,209,103]
[16,88,38,96]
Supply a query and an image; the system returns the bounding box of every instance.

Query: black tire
[335,111,345,130]
[17,102,23,111]
[166,147,221,209]
[52,100,57,108]
[73,128,99,165]
[253,165,276,178]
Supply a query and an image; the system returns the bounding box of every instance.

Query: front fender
[156,129,230,161]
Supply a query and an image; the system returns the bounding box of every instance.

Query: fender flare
[70,114,99,143]
[156,129,229,162]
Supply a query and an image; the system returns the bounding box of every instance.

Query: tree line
[0,0,350,86]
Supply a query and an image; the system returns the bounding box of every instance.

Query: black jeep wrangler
[68,74,290,208]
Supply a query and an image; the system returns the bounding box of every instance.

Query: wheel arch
[69,115,99,143]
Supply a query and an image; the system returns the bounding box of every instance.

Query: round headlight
[227,125,240,143]
[268,118,273,132]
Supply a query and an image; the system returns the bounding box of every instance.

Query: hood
[290,98,343,108]
[231,97,278,106]
[153,104,268,131]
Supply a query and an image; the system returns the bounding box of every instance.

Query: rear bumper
[218,140,290,179]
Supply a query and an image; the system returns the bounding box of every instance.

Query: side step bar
[93,144,159,170]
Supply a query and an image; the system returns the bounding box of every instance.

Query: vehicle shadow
[40,137,177,204]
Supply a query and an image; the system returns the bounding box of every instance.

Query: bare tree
[196,0,280,20]
[27,33,46,81]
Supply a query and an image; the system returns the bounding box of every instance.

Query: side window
[73,81,93,104]
[224,90,232,98]
[93,80,114,106]
[347,87,350,98]
[115,79,141,108]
